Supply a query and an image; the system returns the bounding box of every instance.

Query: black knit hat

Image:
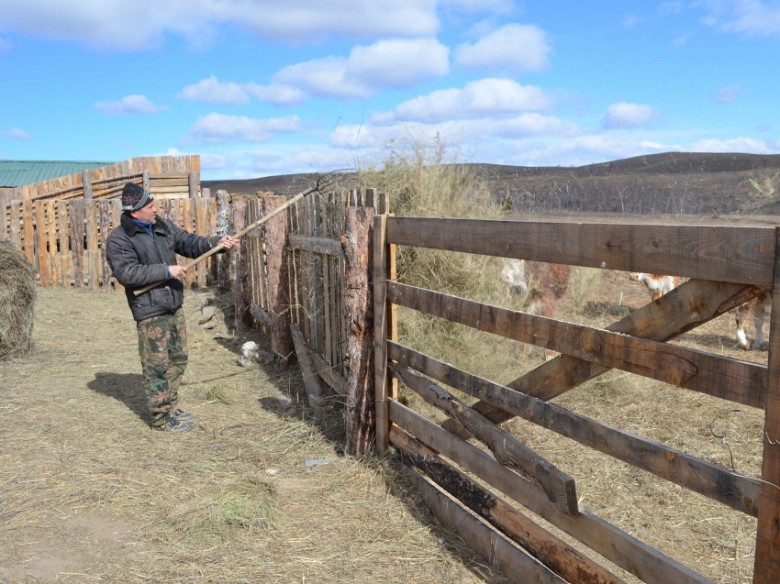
[121,182,153,212]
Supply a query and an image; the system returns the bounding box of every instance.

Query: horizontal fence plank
[391,428,627,584]
[391,450,570,584]
[385,217,775,285]
[390,362,578,515]
[388,281,767,409]
[389,400,711,584]
[389,342,761,517]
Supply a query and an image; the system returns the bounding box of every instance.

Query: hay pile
[0,240,36,359]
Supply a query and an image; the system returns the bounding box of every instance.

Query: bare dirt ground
[0,286,508,584]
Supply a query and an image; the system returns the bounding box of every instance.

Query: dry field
[0,286,509,584]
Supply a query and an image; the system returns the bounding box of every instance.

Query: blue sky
[1,1,778,180]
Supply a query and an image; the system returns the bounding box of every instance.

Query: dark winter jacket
[107,213,222,321]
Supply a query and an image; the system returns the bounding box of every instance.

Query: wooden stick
[132,184,318,296]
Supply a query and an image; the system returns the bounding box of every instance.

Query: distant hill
[203,152,780,216]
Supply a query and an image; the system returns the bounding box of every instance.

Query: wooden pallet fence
[1,198,218,290]
[0,155,200,207]
[373,216,780,584]
[239,188,387,451]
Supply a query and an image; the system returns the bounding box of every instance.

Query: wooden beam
[290,323,324,409]
[450,278,766,431]
[390,342,761,517]
[373,214,390,455]
[393,452,569,584]
[391,427,627,584]
[344,207,375,456]
[388,280,767,408]
[390,362,578,515]
[390,401,711,584]
[310,352,349,396]
[385,216,776,286]
[754,226,780,583]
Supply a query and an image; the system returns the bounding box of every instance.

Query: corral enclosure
[372,214,780,584]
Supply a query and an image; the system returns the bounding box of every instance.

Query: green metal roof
[0,160,114,188]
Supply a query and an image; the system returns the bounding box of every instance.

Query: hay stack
[0,240,36,359]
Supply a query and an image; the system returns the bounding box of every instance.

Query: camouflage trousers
[136,308,189,427]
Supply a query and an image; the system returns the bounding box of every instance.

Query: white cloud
[0,0,442,50]
[6,127,31,140]
[713,84,743,103]
[602,102,659,129]
[331,112,577,151]
[690,136,776,153]
[270,38,449,100]
[698,0,780,38]
[244,83,308,106]
[455,23,551,73]
[439,0,513,13]
[273,57,372,99]
[374,78,552,123]
[190,112,301,143]
[93,95,167,115]
[178,76,250,105]
[346,38,449,87]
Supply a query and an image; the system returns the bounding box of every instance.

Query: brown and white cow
[629,272,681,301]
[735,292,771,350]
[500,258,570,318]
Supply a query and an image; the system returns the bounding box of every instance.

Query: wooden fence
[372,216,780,584]
[234,188,388,455]
[0,154,201,206]
[0,198,218,290]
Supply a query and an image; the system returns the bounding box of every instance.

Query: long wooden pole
[132,185,316,296]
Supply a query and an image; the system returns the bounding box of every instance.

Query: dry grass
[0,240,36,359]
[0,286,509,584]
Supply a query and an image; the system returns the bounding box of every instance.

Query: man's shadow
[87,372,148,423]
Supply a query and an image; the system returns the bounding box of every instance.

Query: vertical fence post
[373,214,390,456]
[69,201,85,288]
[754,226,780,583]
[82,170,93,200]
[264,195,293,366]
[344,206,376,456]
[188,171,199,199]
[231,197,249,333]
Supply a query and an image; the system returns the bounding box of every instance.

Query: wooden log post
[188,171,199,199]
[69,200,85,288]
[372,214,388,455]
[86,201,100,290]
[99,201,113,290]
[754,226,780,583]
[34,202,49,287]
[82,170,93,200]
[264,195,293,366]
[231,196,249,333]
[344,206,376,456]
[214,190,231,289]
[56,201,70,287]
[22,201,34,267]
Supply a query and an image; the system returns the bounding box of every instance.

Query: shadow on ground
[87,372,148,422]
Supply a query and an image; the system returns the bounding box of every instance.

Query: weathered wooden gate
[372,215,780,583]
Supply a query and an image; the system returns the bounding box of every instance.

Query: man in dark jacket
[107,182,239,432]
